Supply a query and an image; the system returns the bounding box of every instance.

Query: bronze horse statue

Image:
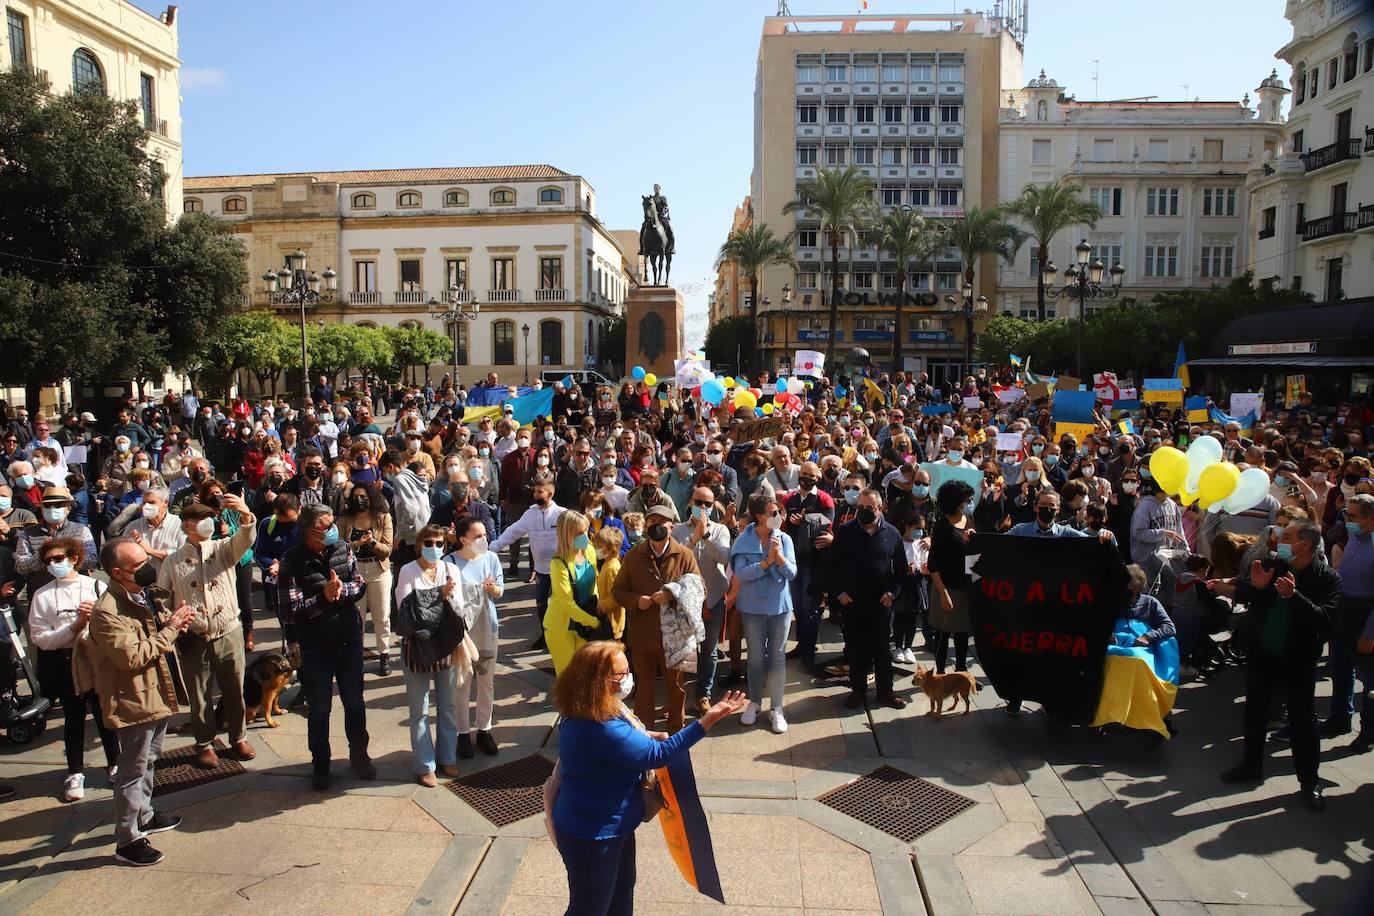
[640,195,672,286]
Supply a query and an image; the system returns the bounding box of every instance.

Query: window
[140,73,156,130]
[223,196,246,213]
[1144,244,1178,277]
[937,188,960,207]
[882,64,905,81]
[825,64,847,82]
[540,257,563,289]
[1326,258,1343,301]
[881,188,903,206]
[796,271,818,288]
[825,147,846,166]
[492,320,515,365]
[1145,187,1179,216]
[798,230,818,248]
[909,188,931,207]
[1202,187,1237,217]
[491,187,515,205]
[491,258,514,290]
[938,147,961,165]
[443,189,467,207]
[1202,138,1223,162]
[853,146,874,165]
[1031,139,1052,165]
[882,104,903,123]
[937,63,963,82]
[939,105,961,123]
[540,319,563,366]
[798,105,817,123]
[1294,64,1306,104]
[399,259,421,292]
[1088,186,1122,216]
[797,146,818,165]
[854,316,885,331]
[826,105,846,123]
[352,192,376,209]
[936,272,959,291]
[854,105,874,123]
[880,272,897,289]
[183,198,203,213]
[71,48,104,93]
[1200,245,1235,278]
[445,258,468,291]
[1089,243,1123,270]
[852,65,876,82]
[1310,66,1319,98]
[354,260,376,292]
[1328,56,1338,89]
[539,187,563,204]
[881,147,903,165]
[911,105,931,122]
[1147,139,1169,162]
[910,63,932,82]
[796,65,819,83]
[449,320,469,365]
[1261,206,1276,236]
[7,9,26,67]
[852,271,874,289]
[396,190,421,208]
[1029,245,1043,279]
[911,146,932,164]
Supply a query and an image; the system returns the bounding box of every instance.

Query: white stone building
[997,71,1286,319]
[184,166,632,385]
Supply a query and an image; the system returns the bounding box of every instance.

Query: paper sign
[63,445,87,465]
[674,359,713,390]
[793,350,825,378]
[1284,375,1305,409]
[963,396,983,409]
[995,433,1023,453]
[995,388,1024,404]
[1055,376,1083,394]
[921,462,985,509]
[1230,392,1263,420]
[1055,422,1097,442]
[1143,378,1184,404]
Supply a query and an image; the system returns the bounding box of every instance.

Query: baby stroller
[0,603,51,745]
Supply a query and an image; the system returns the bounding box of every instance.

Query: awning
[1187,355,1372,367]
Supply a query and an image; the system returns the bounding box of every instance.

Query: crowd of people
[0,363,1370,882]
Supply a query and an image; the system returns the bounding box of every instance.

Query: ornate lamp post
[1041,239,1126,378]
[428,291,480,386]
[944,280,988,380]
[521,323,531,385]
[263,249,335,404]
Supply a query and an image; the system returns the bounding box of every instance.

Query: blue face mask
[421,545,444,563]
[1044,455,1060,467]
[573,533,590,551]
[46,559,72,579]
[912,484,930,498]
[843,489,860,505]
[947,450,964,462]
[1140,467,1153,479]
[321,524,339,547]
[963,500,976,516]
[16,474,34,489]
[43,507,67,524]
[0,496,10,511]
[1025,470,1041,482]
[1346,521,1365,536]
[1274,543,1294,562]
[1275,475,1289,489]
[1031,444,1044,455]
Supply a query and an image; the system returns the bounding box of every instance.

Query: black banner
[969,534,1128,724]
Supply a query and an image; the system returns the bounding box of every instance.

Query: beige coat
[339,511,394,572]
[86,586,182,730]
[156,516,256,641]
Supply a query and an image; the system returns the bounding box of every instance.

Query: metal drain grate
[815,765,976,842]
[152,739,247,797]
[527,657,556,674]
[447,753,554,827]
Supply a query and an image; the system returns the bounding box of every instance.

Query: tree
[303,323,364,387]
[869,207,946,376]
[703,316,755,377]
[783,166,876,370]
[195,310,293,396]
[384,325,448,384]
[352,326,394,383]
[714,223,796,376]
[0,68,245,407]
[1002,180,1102,322]
[946,206,1027,287]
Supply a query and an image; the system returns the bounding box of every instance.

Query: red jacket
[241,448,265,489]
[499,448,534,504]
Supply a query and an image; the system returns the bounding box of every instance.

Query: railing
[1300,138,1361,172]
[486,289,519,303]
[535,288,567,302]
[1359,203,1374,230]
[440,288,476,304]
[394,289,427,305]
[1258,224,1276,239]
[1299,212,1357,242]
[347,291,380,305]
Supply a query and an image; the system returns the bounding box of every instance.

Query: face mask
[856,506,878,526]
[321,524,339,547]
[355,455,369,468]
[1274,475,1289,489]
[0,496,9,511]
[1098,447,1111,457]
[536,456,550,467]
[479,447,491,457]
[864,451,878,462]
[266,475,284,488]
[627,530,643,544]
[602,476,617,488]
[189,469,208,484]
[117,442,130,453]
[1031,444,1044,455]
[572,533,590,551]
[421,545,444,563]
[46,558,72,579]
[647,523,669,542]
[907,483,928,499]
[142,501,161,519]
[704,452,723,467]
[1024,470,1042,483]
[135,460,150,470]
[947,450,964,462]
[43,507,67,524]
[1140,467,1153,479]
[518,438,530,449]
[1037,506,1057,525]
[1045,455,1060,467]
[302,465,323,481]
[332,471,348,486]
[132,561,158,588]
[468,535,489,555]
[351,495,369,512]
[614,672,635,701]
[1342,483,1357,499]
[798,476,816,490]
[1082,465,1095,478]
[195,517,215,539]
[1274,543,1294,562]
[764,513,783,530]
[1077,446,1089,457]
[963,500,976,516]
[15,474,33,489]
[1122,482,1138,494]
[1345,520,1364,536]
[641,484,658,498]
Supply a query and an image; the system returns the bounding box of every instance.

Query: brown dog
[913,666,979,718]
[218,649,299,729]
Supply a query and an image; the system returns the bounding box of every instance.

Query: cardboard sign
[63,445,88,465]
[995,432,1024,454]
[1142,379,1184,404]
[1055,375,1083,394]
[1027,382,1052,402]
[793,350,825,378]
[970,534,1127,724]
[1230,392,1263,420]
[995,388,1024,405]
[731,417,787,443]
[921,462,984,509]
[963,396,983,409]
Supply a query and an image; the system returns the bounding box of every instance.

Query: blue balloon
[775,379,788,394]
[700,378,725,405]
[755,406,764,417]
[631,365,646,380]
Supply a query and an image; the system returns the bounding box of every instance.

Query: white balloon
[787,378,805,396]
[1218,467,1271,515]
[1183,436,1223,494]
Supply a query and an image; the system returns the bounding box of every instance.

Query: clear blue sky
[172,0,1292,348]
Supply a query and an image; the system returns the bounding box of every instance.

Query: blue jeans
[299,639,369,770]
[695,598,726,699]
[535,572,552,623]
[790,565,819,662]
[556,827,636,916]
[404,665,458,775]
[743,612,791,709]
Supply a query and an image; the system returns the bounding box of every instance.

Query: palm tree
[1002,180,1103,321]
[869,207,947,377]
[945,207,1026,376]
[714,223,796,376]
[783,166,876,369]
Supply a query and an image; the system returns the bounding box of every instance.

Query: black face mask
[798,476,816,489]
[132,562,158,588]
[647,523,669,542]
[535,497,550,508]
[351,496,369,512]
[206,493,223,509]
[856,507,878,526]
[1036,506,1056,525]
[189,469,207,484]
[266,476,284,488]
[304,465,323,480]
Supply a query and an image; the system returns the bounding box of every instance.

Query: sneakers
[139,811,181,834]
[457,733,475,759]
[62,773,85,802]
[890,647,905,664]
[903,648,917,664]
[115,838,164,867]
[694,697,711,717]
[768,708,788,734]
[476,730,499,756]
[1352,732,1374,754]
[740,702,760,726]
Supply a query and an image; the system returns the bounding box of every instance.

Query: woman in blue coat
[729,493,797,734]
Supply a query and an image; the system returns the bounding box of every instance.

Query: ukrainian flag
[1173,342,1191,390]
[862,376,887,409]
[1117,419,1135,436]
[1185,396,1209,423]
[1091,619,1180,739]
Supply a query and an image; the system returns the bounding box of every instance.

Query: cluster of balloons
[683,372,815,417]
[630,365,658,388]
[1148,437,1270,513]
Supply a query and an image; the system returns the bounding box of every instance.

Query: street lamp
[944,280,988,381]
[521,323,531,385]
[263,249,335,405]
[778,283,793,373]
[1042,239,1126,377]
[429,291,480,388]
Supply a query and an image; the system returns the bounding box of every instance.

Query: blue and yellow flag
[1009,354,1023,367]
[1117,419,1136,436]
[862,376,887,409]
[1185,396,1209,423]
[1209,406,1257,436]
[1173,342,1191,390]
[1091,618,1180,739]
[656,753,724,903]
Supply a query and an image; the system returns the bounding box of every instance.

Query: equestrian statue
[639,183,674,287]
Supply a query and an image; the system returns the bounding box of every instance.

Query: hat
[40,485,74,506]
[80,411,96,422]
[645,504,675,522]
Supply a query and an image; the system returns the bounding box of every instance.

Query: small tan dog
[912,666,980,718]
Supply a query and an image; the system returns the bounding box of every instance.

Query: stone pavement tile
[990,782,1046,824]
[22,868,243,916]
[1150,903,1208,916]
[506,835,566,899]
[955,854,1100,916]
[1200,907,1331,916]
[158,822,378,884]
[1094,895,1157,916]
[700,753,797,782]
[913,854,977,916]
[912,799,1006,856]
[1152,829,1305,908]
[1035,796,1145,903]
[704,812,857,853]
[200,789,416,831]
[714,848,805,908]
[956,821,1061,859]
[219,876,415,914]
[870,853,929,916]
[800,849,882,910]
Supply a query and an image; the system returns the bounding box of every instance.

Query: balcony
[1299,212,1357,242]
[535,288,567,302]
[486,289,519,303]
[796,123,820,139]
[1258,224,1276,240]
[394,289,427,305]
[1359,204,1374,231]
[347,291,380,306]
[442,288,477,304]
[939,123,965,138]
[938,165,965,180]
[1301,138,1361,172]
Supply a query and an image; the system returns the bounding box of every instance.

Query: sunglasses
[419,539,445,548]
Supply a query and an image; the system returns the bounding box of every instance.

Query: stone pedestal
[624,286,685,380]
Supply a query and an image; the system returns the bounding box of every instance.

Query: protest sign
[675,358,712,390]
[920,404,953,416]
[793,350,825,378]
[1055,375,1083,393]
[1185,396,1209,423]
[1093,372,1120,404]
[970,534,1127,724]
[63,445,88,465]
[994,432,1023,454]
[731,417,787,443]
[962,396,983,409]
[995,388,1024,405]
[1284,375,1306,409]
[1230,392,1263,420]
[1027,381,1052,402]
[1142,378,1184,404]
[921,462,984,509]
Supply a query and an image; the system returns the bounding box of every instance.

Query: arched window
[71,49,104,93]
[492,320,515,365]
[223,196,247,214]
[446,320,469,365]
[399,320,422,331]
[538,187,563,204]
[443,188,468,207]
[183,198,203,213]
[1343,33,1359,82]
[351,192,376,210]
[491,187,516,206]
[396,190,421,208]
[539,319,563,366]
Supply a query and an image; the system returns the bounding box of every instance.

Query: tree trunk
[748,274,759,380]
[24,380,42,418]
[891,269,906,377]
[1036,236,1047,322]
[827,233,840,372]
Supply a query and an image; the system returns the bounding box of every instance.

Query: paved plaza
[0,571,1370,915]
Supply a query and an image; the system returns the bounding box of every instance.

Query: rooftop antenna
[1178,83,1189,100]
[1091,60,1099,100]
[777,1,792,31]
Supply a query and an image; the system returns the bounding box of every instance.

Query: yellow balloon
[1178,485,1199,508]
[734,389,758,410]
[723,376,735,387]
[644,373,657,387]
[1148,446,1189,496]
[1196,461,1240,510]
[761,402,775,415]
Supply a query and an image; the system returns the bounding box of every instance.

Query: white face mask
[1122,482,1139,494]
[614,671,635,701]
[536,456,550,467]
[705,453,722,466]
[135,460,150,469]
[518,438,530,449]
[194,517,215,539]
[332,471,347,486]
[142,502,161,519]
[602,476,617,488]
[765,514,782,530]
[468,535,488,555]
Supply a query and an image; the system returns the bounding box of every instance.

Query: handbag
[558,557,614,641]
[641,769,667,822]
